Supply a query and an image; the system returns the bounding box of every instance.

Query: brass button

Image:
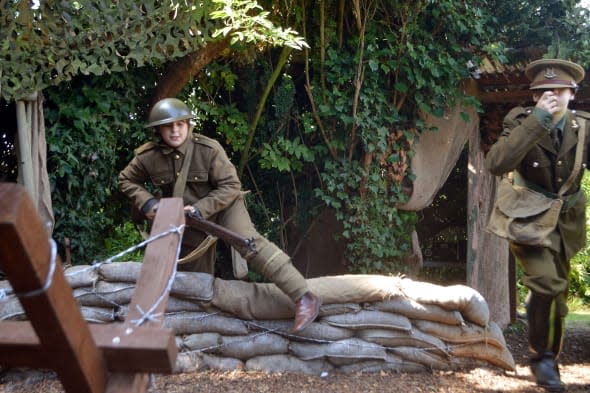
[557,177,563,183]
[176,172,181,177]
[194,176,199,180]
[160,180,165,184]
[174,154,180,160]
[557,160,563,166]
[533,162,539,168]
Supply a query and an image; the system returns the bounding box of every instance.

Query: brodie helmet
[144,98,194,128]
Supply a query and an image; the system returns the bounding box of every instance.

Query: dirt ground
[1,320,588,393]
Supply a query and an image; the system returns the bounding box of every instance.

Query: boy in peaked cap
[486,59,588,392]
[119,98,322,333]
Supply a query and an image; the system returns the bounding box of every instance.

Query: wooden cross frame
[0,183,184,393]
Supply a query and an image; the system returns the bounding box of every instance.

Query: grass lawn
[566,306,590,327]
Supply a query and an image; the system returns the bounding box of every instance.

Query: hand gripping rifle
[184,210,257,256]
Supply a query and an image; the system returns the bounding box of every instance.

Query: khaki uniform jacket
[485,107,590,260]
[119,133,242,221]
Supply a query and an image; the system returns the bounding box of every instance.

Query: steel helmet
[144,98,194,128]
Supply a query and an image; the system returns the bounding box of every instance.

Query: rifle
[184,210,257,256]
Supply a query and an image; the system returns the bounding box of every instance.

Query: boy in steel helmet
[119,98,321,333]
[486,59,589,392]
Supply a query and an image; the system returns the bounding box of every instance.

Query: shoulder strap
[558,117,586,197]
[173,140,195,198]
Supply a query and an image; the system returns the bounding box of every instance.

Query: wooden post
[0,183,184,393]
[467,116,511,328]
[106,197,184,393]
[0,184,106,393]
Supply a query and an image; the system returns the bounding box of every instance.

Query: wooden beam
[0,322,176,373]
[0,184,106,393]
[106,197,184,393]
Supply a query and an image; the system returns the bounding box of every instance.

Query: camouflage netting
[0,262,515,375]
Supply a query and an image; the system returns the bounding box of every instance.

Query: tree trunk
[151,37,231,104]
[467,118,510,328]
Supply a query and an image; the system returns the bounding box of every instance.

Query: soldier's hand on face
[145,203,159,220]
[536,90,560,114]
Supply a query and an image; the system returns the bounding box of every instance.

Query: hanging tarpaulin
[398,104,478,211]
[15,91,54,233]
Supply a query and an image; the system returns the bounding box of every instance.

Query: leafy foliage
[488,0,590,66]
[210,0,308,49]
[569,171,590,303]
[0,0,216,101]
[44,71,152,263]
[301,0,495,272]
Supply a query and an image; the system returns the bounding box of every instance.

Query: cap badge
[544,67,557,79]
[572,119,579,129]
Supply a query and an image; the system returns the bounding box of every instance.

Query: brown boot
[292,291,321,333]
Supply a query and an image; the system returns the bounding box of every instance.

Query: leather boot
[526,293,565,392]
[292,291,321,333]
[530,352,565,392]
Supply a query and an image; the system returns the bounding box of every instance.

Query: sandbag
[73,282,135,308]
[356,328,448,356]
[400,279,489,326]
[214,333,289,360]
[337,354,426,373]
[450,342,515,371]
[307,275,404,304]
[201,353,244,371]
[0,298,25,321]
[319,303,362,317]
[321,310,411,331]
[245,354,332,375]
[289,338,387,362]
[179,332,222,352]
[389,346,450,370]
[247,320,354,342]
[164,311,248,335]
[175,352,204,373]
[64,265,99,288]
[165,296,207,313]
[80,306,118,323]
[170,272,214,302]
[367,297,464,326]
[98,262,141,282]
[414,320,506,349]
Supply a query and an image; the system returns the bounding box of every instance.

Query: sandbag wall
[0,262,515,375]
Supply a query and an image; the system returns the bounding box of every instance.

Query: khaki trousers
[510,242,570,318]
[179,196,309,302]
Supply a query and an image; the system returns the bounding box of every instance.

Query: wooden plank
[466,118,511,328]
[106,197,184,393]
[0,322,176,373]
[0,184,106,393]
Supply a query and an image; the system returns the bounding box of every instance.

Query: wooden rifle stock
[184,211,257,255]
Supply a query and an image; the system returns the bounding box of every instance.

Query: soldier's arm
[118,145,159,214]
[485,107,550,176]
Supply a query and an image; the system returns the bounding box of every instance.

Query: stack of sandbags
[0,262,515,375]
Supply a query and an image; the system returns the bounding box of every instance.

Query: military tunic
[119,133,309,302]
[485,107,590,316]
